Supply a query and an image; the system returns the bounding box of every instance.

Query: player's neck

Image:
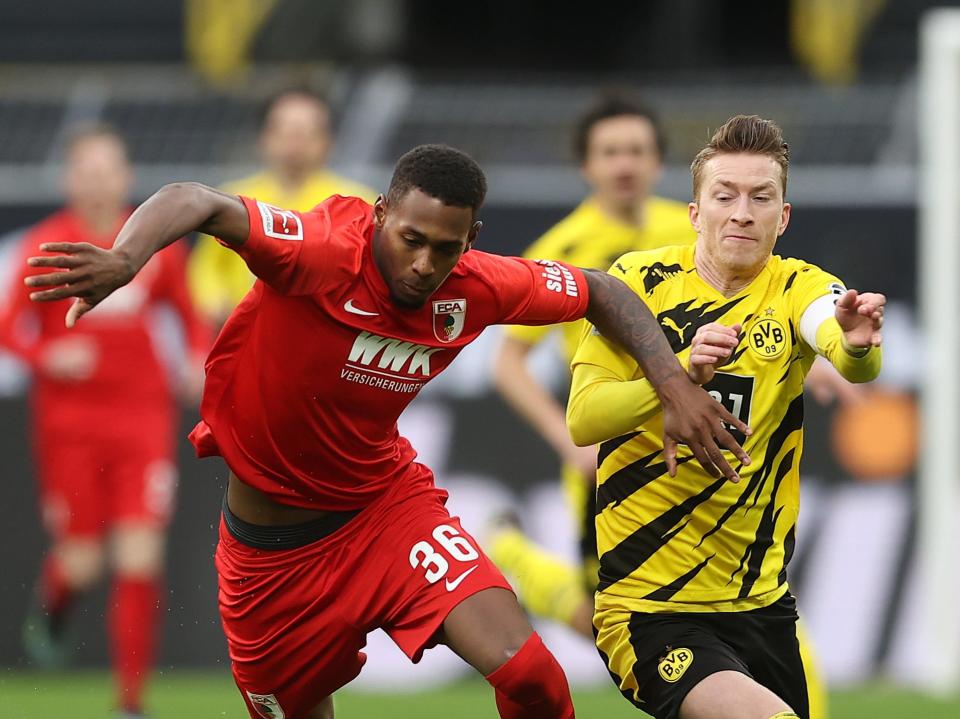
[592,194,646,227]
[694,246,762,297]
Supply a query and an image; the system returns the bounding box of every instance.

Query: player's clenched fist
[687,322,741,385]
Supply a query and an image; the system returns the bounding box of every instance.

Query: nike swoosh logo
[445,565,478,592]
[344,299,378,316]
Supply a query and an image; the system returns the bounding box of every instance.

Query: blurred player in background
[188,88,375,323]
[0,125,210,718]
[568,116,884,719]
[24,144,752,719]
[490,92,694,637]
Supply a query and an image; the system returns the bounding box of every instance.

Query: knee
[56,539,106,590]
[111,524,166,579]
[486,632,572,710]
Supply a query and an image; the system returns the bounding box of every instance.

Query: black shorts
[595,592,809,719]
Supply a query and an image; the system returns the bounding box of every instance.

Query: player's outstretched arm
[580,269,752,482]
[24,183,248,327]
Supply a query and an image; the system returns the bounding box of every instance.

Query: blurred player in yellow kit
[490,92,694,629]
[568,115,884,719]
[188,88,374,322]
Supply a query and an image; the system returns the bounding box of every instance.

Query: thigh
[726,595,809,719]
[36,437,106,539]
[373,488,514,665]
[216,520,367,719]
[594,605,752,719]
[107,434,178,528]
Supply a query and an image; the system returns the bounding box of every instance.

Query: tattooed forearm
[581,268,684,387]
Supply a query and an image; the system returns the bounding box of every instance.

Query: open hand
[658,373,752,482]
[25,242,138,327]
[835,289,884,349]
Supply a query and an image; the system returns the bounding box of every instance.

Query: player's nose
[730,196,754,224]
[411,249,434,278]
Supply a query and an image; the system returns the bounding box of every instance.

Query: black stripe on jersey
[596,451,694,515]
[726,396,804,587]
[778,523,797,586]
[737,447,796,598]
[724,321,752,367]
[776,320,803,384]
[784,271,798,293]
[697,394,802,578]
[658,297,748,353]
[642,554,716,602]
[598,431,643,467]
[598,476,727,592]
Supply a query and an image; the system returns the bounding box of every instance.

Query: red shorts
[35,430,177,539]
[216,468,512,719]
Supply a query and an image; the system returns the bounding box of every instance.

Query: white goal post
[918,6,960,694]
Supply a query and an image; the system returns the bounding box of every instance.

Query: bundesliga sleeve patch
[256,201,303,241]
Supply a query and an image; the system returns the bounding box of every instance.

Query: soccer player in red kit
[25,144,750,719]
[0,126,209,717]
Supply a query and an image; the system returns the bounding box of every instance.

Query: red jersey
[190,195,590,510]
[0,209,210,438]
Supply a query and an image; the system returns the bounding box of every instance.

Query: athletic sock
[40,554,74,635]
[488,527,586,625]
[109,576,161,713]
[485,632,575,719]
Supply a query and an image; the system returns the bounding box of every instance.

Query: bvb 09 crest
[749,317,787,359]
[658,647,694,683]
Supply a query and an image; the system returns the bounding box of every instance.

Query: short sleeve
[487,256,590,326]
[227,196,335,295]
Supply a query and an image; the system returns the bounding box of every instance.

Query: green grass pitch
[2,670,958,718]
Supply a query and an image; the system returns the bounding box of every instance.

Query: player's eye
[404,237,422,247]
[754,195,770,202]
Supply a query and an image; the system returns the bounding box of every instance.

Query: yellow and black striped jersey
[506,196,695,363]
[569,243,881,613]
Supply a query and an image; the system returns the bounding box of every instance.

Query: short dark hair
[387,144,487,213]
[573,92,665,163]
[260,87,331,131]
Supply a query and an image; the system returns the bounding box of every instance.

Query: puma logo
[661,316,692,344]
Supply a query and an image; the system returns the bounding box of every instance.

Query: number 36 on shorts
[408,524,480,585]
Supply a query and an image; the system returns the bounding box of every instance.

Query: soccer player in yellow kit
[567,116,884,719]
[490,94,694,635]
[188,88,374,322]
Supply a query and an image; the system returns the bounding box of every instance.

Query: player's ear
[465,220,482,252]
[373,194,387,230]
[777,202,791,237]
[688,201,701,232]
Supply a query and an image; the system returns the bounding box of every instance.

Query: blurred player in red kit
[24,144,750,719]
[0,126,209,718]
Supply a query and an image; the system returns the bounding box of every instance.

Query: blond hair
[690,115,789,199]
